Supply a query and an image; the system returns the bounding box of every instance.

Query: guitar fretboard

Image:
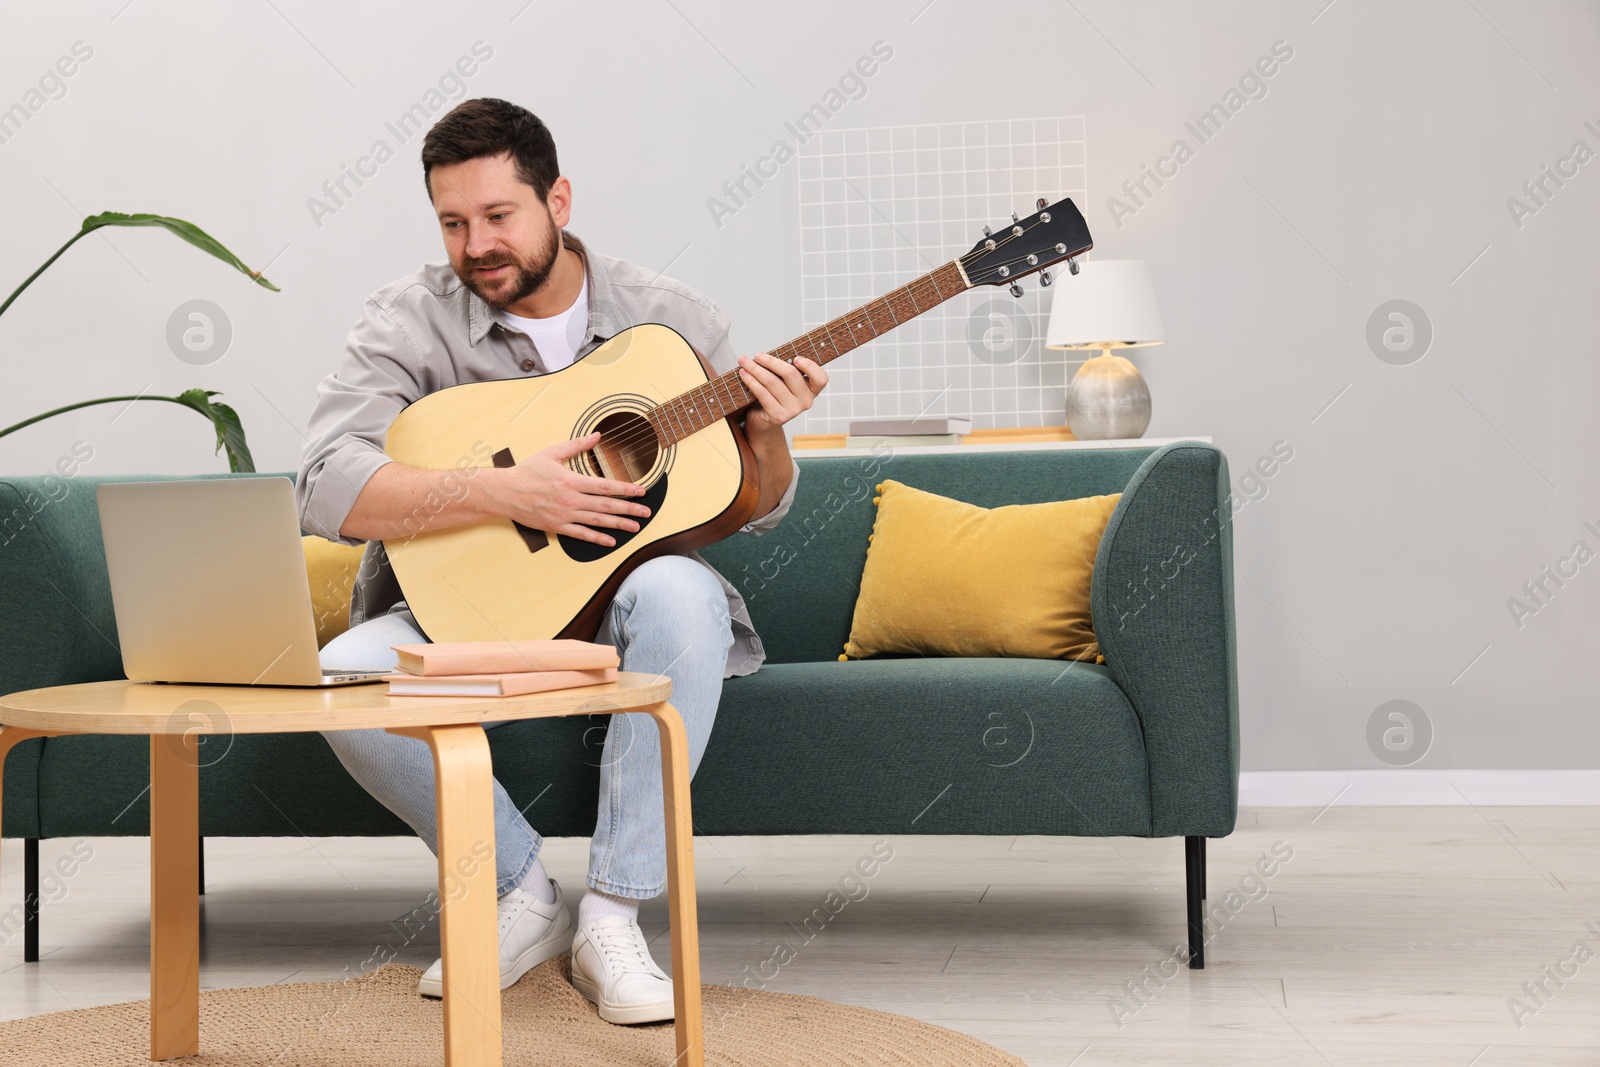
[646,260,969,446]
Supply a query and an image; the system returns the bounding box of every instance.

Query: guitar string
[759,218,1045,380]
[576,238,1030,458]
[536,213,1075,465]
[575,208,1065,457]
[572,233,1058,463]
[563,236,1057,464]
[570,267,964,462]
[570,266,962,461]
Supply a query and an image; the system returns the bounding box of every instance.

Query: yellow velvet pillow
[842,480,1121,662]
[302,535,367,648]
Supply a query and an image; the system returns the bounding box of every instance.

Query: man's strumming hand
[486,431,651,548]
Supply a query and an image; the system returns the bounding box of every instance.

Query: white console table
[793,434,1212,459]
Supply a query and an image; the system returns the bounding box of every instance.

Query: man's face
[429,153,568,309]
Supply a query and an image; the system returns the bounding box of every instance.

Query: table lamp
[1045,259,1165,440]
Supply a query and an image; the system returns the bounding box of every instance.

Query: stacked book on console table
[843,416,972,449]
[794,422,1078,450]
[383,639,619,697]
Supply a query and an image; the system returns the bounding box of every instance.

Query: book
[390,638,619,677]
[847,416,972,436]
[384,666,618,697]
[844,434,963,448]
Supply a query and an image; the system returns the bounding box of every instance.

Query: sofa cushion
[33,659,1152,840]
[842,479,1120,663]
[304,535,366,648]
[700,446,1162,665]
[36,720,608,840]
[691,657,1152,837]
[36,733,410,839]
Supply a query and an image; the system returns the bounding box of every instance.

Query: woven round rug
[0,956,1025,1066]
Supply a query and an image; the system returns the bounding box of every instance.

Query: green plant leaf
[0,391,256,473]
[174,388,256,472]
[80,212,280,291]
[2,212,269,471]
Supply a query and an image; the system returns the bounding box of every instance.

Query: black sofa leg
[198,836,205,895]
[24,837,39,963]
[1185,835,1206,970]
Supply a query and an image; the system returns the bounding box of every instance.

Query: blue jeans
[318,554,732,899]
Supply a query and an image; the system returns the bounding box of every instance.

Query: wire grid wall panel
[794,116,1087,434]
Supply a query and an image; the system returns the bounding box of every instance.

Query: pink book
[391,639,619,677]
[383,666,618,697]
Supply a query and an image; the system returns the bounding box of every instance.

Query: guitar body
[383,323,759,643]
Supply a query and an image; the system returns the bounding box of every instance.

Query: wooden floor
[3,807,1599,1064]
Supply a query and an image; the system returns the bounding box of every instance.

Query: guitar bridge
[489,447,549,554]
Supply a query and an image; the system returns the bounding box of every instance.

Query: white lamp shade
[1045,259,1165,349]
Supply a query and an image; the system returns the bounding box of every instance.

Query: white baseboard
[1239,770,1600,806]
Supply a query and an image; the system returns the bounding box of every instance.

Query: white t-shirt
[495,273,589,372]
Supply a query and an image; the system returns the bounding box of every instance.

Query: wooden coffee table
[0,672,703,1067]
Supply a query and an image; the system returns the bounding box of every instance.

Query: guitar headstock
[962,197,1093,291]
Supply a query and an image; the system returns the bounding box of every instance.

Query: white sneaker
[569,915,675,1024]
[417,877,573,998]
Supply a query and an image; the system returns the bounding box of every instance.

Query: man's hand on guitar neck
[339,431,649,549]
[738,351,828,522]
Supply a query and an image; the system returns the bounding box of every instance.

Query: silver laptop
[96,477,388,687]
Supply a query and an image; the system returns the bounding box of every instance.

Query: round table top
[0,673,672,735]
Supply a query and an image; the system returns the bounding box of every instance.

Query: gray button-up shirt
[295,231,798,678]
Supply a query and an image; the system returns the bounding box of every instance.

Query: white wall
[2,1,1596,771]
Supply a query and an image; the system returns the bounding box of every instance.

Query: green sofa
[0,440,1238,967]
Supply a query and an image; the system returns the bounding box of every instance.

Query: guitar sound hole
[582,411,659,483]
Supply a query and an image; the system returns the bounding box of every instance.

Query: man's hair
[420,98,559,202]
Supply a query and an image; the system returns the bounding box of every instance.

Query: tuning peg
[1040,271,1053,287]
[1036,197,1047,210]
[1067,257,1081,276]
[1009,282,1024,298]
[982,225,992,237]
[1011,211,1020,223]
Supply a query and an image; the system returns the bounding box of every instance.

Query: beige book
[391,638,619,677]
[383,666,618,697]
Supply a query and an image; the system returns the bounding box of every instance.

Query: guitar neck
[648,259,971,446]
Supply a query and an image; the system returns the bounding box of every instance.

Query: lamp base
[1064,352,1152,440]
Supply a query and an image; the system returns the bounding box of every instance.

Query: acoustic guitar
[383,197,1093,643]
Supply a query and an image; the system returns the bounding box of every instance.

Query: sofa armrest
[1090,441,1239,838]
[0,471,301,696]
[0,477,125,695]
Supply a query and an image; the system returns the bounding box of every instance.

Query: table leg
[150,733,200,1060]
[643,702,704,1067]
[391,725,502,1067]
